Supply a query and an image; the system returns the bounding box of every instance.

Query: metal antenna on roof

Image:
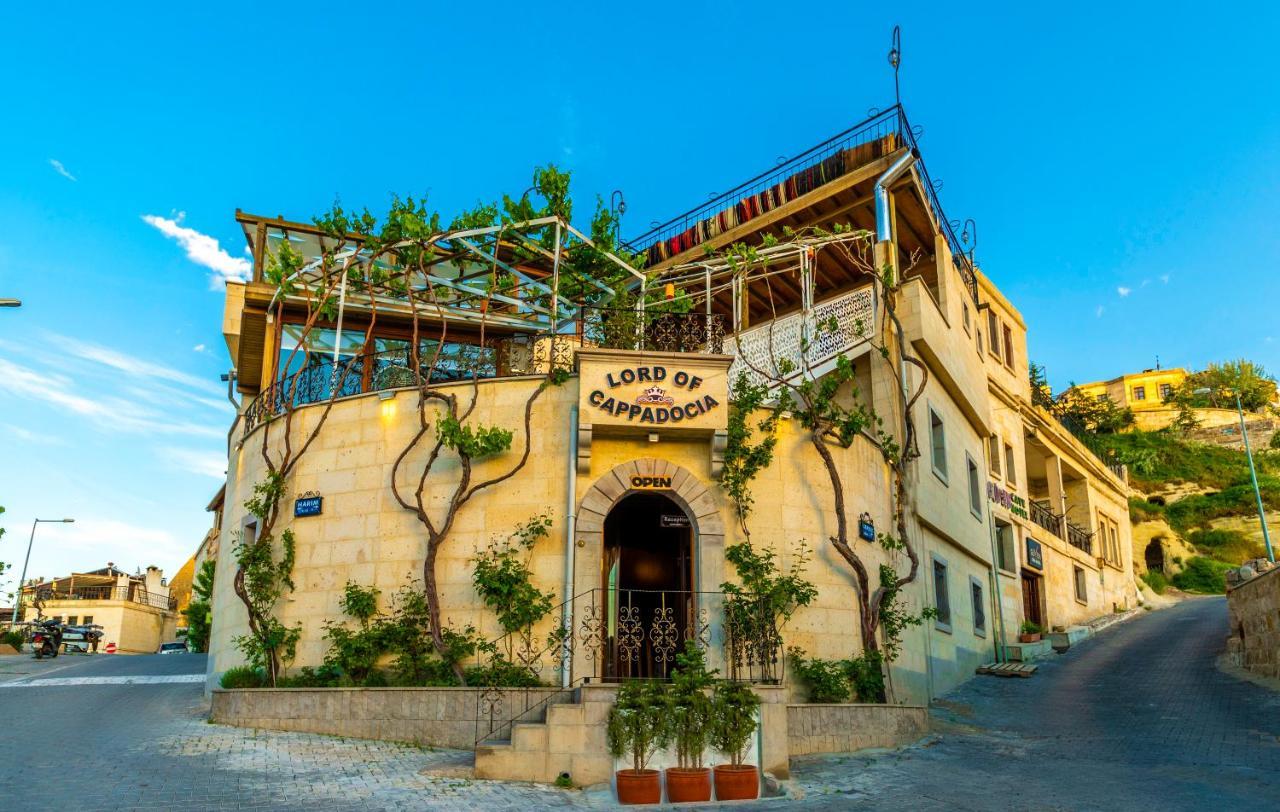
[888,25,902,108]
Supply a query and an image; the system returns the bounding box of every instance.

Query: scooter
[30,619,63,659]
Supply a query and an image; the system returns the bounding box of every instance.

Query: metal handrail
[1066,521,1094,554]
[1029,500,1064,538]
[28,586,177,611]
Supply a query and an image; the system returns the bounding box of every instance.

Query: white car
[158,641,189,654]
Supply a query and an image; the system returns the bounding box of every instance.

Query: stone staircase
[474,684,618,786]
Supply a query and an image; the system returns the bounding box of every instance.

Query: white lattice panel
[727,286,875,391]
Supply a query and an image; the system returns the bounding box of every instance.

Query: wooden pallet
[976,661,1038,678]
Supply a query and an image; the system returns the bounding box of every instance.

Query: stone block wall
[210,686,565,748]
[1227,567,1280,678]
[785,703,928,756]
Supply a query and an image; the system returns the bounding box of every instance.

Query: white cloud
[46,334,221,396]
[1095,305,1105,318]
[1117,286,1131,297]
[193,344,207,353]
[2,423,67,445]
[0,356,223,438]
[160,446,227,479]
[49,159,77,181]
[141,212,251,288]
[36,518,189,577]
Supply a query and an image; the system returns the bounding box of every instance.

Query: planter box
[1003,639,1053,663]
[1047,626,1091,653]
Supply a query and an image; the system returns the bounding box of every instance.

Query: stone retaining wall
[1227,567,1280,679]
[785,703,929,756]
[210,686,564,749]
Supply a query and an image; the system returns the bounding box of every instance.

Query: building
[205,107,1138,741]
[19,564,178,654]
[1073,368,1188,431]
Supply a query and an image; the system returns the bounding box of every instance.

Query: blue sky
[2,3,1279,590]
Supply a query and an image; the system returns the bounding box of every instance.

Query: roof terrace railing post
[704,265,713,346]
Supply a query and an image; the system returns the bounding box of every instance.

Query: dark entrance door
[602,492,694,680]
[1021,570,1044,628]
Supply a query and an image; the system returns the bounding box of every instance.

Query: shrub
[220,665,267,689]
[669,642,716,769]
[844,651,886,703]
[788,648,851,703]
[710,680,761,767]
[1129,498,1165,524]
[607,680,671,773]
[1187,528,1261,565]
[1,629,25,650]
[1140,571,1168,594]
[1171,557,1233,594]
[276,665,344,688]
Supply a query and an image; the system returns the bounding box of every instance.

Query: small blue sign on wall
[295,495,323,518]
[858,513,876,542]
[1025,537,1043,570]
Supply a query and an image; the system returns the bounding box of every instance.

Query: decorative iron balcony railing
[1066,521,1095,555]
[1029,500,1064,538]
[28,586,177,611]
[473,587,784,746]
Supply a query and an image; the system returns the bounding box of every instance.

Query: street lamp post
[0,299,21,308]
[1196,387,1274,562]
[9,518,75,629]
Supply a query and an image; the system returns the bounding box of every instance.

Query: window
[1003,443,1017,486]
[932,557,951,631]
[1002,324,1014,369]
[1096,394,1108,402]
[977,329,984,355]
[970,577,986,637]
[987,312,1001,359]
[966,454,983,519]
[929,407,948,483]
[962,302,971,334]
[995,521,1016,571]
[1159,383,1173,401]
[1110,525,1120,564]
[67,616,78,626]
[83,616,93,625]
[1133,385,1146,401]
[989,435,1002,477]
[1073,565,1088,603]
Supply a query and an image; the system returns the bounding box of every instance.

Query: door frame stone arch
[572,458,727,677]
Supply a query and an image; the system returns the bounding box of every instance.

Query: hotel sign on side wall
[1025,538,1044,570]
[576,348,732,434]
[987,481,1028,519]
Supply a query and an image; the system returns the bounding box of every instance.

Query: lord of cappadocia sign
[575,348,732,434]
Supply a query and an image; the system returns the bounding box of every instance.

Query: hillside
[1093,431,1278,594]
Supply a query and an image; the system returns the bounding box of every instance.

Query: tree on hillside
[1054,386,1134,434]
[1172,360,1278,413]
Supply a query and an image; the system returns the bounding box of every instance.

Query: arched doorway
[1145,539,1165,573]
[601,491,694,680]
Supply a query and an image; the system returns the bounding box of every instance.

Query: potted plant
[709,680,762,801]
[607,680,670,805]
[1019,620,1043,643]
[666,642,716,802]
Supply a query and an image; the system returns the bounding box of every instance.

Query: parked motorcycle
[29,619,63,659]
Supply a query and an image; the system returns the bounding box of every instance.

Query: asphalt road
[780,597,1280,811]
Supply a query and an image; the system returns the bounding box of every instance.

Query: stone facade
[785,703,928,756]
[1227,566,1280,678]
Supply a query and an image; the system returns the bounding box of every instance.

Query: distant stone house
[19,564,178,654]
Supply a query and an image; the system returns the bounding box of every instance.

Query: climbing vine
[721,373,781,538]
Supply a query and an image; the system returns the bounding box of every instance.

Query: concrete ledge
[1004,639,1053,662]
[210,686,565,749]
[785,703,928,756]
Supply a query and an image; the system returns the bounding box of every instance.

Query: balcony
[28,585,177,612]
[1066,521,1095,555]
[1030,500,1063,538]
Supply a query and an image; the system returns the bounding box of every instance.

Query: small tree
[183,559,216,653]
[669,642,717,769]
[709,681,760,767]
[607,680,671,773]
[232,474,301,684]
[323,582,384,684]
[471,515,556,649]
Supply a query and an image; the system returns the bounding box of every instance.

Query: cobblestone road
[3,598,1277,811]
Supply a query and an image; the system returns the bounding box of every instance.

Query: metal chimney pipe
[874,149,919,243]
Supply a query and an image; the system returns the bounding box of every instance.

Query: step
[546,702,585,726]
[511,722,548,751]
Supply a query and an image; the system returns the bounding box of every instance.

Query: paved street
[2,598,1278,810]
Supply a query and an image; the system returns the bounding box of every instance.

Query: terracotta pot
[665,767,712,803]
[1019,633,1041,643]
[615,769,661,805]
[713,764,759,801]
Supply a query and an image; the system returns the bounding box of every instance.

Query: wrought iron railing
[28,586,177,611]
[241,309,728,437]
[473,587,784,746]
[1029,500,1063,539]
[1066,521,1094,554]
[626,104,978,303]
